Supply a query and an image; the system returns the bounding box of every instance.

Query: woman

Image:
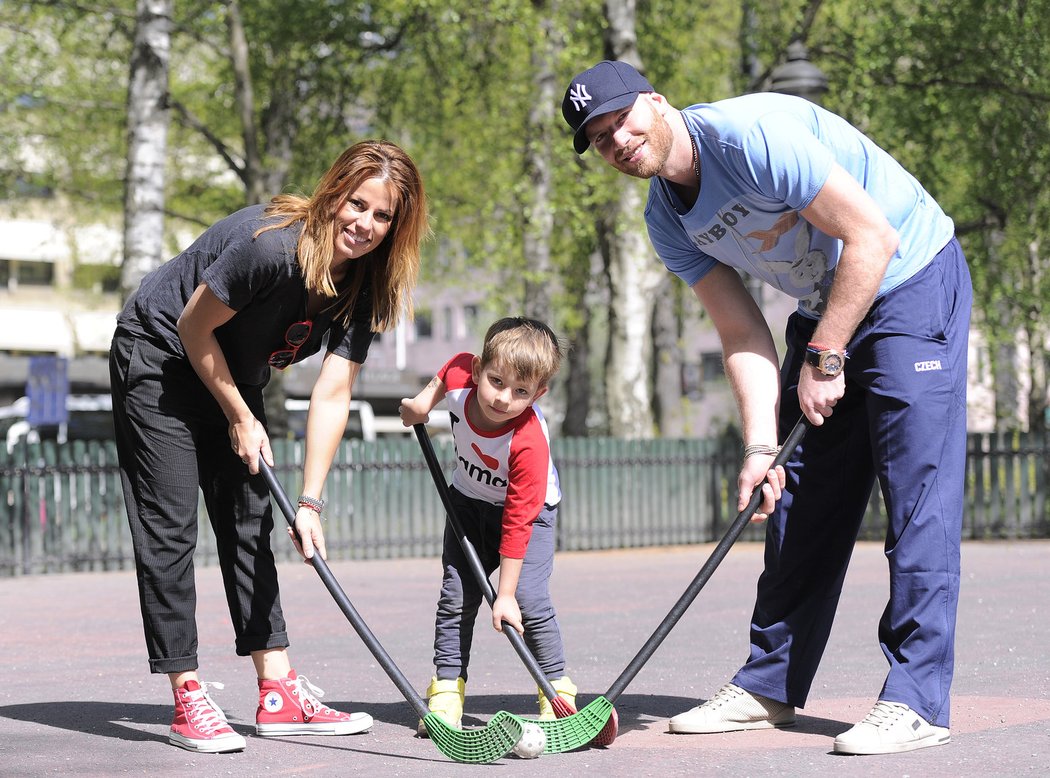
[109,140,429,753]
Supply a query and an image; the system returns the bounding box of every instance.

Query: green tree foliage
[816,0,1050,428]
[0,2,134,214]
[164,0,399,217]
[4,0,1048,431]
[370,1,543,297]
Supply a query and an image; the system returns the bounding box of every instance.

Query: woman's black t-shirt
[117,204,375,388]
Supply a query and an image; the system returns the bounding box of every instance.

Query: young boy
[399,317,575,731]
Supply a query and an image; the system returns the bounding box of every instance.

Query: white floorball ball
[512,722,546,759]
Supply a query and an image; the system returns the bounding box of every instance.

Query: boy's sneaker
[256,670,372,736]
[833,700,950,755]
[538,675,578,720]
[416,676,465,737]
[668,682,796,734]
[169,680,247,753]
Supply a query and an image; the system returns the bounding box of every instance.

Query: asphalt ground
[1,540,1048,777]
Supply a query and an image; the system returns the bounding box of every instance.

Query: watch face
[821,353,844,375]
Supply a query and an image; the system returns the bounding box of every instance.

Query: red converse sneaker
[256,670,373,736]
[169,680,247,753]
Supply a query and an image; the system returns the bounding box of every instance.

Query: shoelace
[290,675,337,717]
[706,684,745,709]
[182,681,231,735]
[861,700,908,728]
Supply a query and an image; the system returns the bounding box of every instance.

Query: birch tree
[121,0,172,296]
[817,0,1050,431]
[597,0,666,437]
[521,0,558,324]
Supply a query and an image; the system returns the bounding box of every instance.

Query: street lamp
[769,40,828,103]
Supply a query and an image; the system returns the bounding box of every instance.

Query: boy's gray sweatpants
[433,486,565,682]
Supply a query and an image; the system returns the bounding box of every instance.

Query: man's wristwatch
[805,343,848,377]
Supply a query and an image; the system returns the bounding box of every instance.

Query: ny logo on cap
[568,83,592,112]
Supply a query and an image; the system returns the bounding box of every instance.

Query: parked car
[1,394,445,452]
[370,408,452,439]
[1,394,115,452]
[283,398,378,442]
[283,399,452,441]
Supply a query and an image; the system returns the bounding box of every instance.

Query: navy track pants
[733,238,971,728]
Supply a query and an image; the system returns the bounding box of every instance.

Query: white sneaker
[833,700,950,755]
[668,682,796,734]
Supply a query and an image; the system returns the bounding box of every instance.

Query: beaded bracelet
[743,444,781,459]
[297,494,325,514]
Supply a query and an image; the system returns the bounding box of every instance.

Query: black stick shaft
[414,424,562,703]
[258,460,429,720]
[604,416,810,702]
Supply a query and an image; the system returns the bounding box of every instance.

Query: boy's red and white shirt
[438,353,561,559]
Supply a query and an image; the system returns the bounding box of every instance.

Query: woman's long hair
[256,140,430,331]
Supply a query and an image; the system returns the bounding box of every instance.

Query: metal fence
[2,430,1048,576]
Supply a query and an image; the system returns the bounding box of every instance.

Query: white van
[370,408,453,438]
[283,398,377,442]
[1,394,441,451]
[283,399,451,441]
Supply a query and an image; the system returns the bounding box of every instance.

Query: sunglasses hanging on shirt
[268,320,313,369]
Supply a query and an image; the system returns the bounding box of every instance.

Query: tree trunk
[223,0,299,424]
[985,226,1022,430]
[261,83,297,196]
[562,306,592,436]
[562,246,603,436]
[226,0,264,204]
[121,0,172,299]
[522,0,558,323]
[1025,236,1048,434]
[600,184,663,437]
[651,275,681,435]
[599,0,663,438]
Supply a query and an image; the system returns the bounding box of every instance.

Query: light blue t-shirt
[645,93,955,318]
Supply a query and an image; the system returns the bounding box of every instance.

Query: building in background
[0,201,120,400]
[0,205,998,436]
[0,201,495,433]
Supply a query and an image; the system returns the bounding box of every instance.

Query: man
[562,60,971,755]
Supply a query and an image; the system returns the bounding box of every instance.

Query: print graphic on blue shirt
[644,93,955,319]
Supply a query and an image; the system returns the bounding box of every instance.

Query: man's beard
[615,103,673,179]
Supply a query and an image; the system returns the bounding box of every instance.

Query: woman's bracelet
[297,494,325,514]
[743,444,781,459]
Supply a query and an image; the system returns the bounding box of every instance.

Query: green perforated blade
[423,710,524,764]
[532,696,615,754]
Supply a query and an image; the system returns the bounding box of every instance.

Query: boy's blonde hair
[479,317,563,387]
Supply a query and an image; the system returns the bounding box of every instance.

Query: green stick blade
[423,710,524,764]
[533,696,615,753]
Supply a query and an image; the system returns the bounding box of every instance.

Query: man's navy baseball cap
[562,60,654,154]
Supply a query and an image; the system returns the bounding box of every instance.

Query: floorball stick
[259,459,524,763]
[589,415,810,745]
